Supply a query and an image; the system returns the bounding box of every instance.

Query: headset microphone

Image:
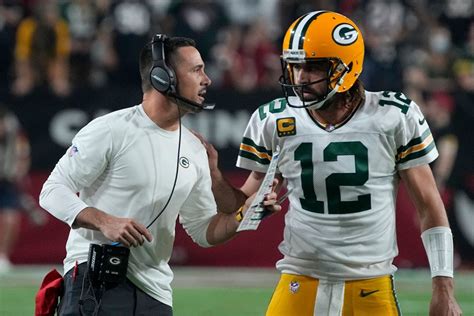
[168,92,215,113]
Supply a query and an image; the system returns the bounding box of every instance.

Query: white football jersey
[237,90,438,280]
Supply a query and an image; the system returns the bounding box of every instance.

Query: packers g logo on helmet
[332,23,358,46]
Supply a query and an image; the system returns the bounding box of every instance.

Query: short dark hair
[139,36,196,92]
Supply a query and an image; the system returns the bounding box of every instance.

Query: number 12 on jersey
[295,141,372,215]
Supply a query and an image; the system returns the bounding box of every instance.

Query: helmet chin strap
[303,86,339,110]
[297,73,346,110]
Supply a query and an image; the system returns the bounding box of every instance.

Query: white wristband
[421,226,454,278]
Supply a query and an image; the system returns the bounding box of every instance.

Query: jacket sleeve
[39,118,113,227]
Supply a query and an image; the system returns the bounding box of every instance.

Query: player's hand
[429,277,462,316]
[100,214,153,248]
[192,131,219,173]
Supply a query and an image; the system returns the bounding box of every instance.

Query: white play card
[237,147,280,232]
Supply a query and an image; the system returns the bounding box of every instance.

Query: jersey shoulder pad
[255,98,289,121]
[375,90,415,116]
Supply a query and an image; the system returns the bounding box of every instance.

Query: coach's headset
[149,34,215,112]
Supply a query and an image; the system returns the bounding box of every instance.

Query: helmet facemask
[279,57,350,110]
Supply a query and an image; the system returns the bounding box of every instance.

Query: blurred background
[0,0,473,313]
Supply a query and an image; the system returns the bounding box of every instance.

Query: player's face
[174,46,212,107]
[291,61,329,101]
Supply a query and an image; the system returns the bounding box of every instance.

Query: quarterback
[203,11,462,315]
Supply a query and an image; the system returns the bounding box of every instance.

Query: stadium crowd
[0,0,472,268]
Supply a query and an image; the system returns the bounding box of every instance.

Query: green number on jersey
[295,143,324,213]
[378,91,411,114]
[295,141,371,214]
[258,99,287,120]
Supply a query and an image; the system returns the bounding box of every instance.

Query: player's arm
[399,165,462,316]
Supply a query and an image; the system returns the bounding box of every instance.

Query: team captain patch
[277,117,296,137]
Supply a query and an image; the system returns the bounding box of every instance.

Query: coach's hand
[74,207,153,247]
[191,131,219,174]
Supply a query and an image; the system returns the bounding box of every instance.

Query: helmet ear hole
[336,63,347,73]
[328,59,350,90]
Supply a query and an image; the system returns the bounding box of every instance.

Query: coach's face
[174,46,212,107]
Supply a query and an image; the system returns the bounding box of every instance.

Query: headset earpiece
[148,34,215,112]
[150,34,176,94]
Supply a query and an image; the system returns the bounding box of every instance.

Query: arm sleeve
[395,100,439,170]
[178,150,217,248]
[39,118,113,226]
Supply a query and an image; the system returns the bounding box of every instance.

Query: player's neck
[309,102,355,125]
[309,97,358,127]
